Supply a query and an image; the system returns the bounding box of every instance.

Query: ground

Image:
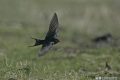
[0,0,120,80]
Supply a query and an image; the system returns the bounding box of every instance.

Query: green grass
[0,0,120,80]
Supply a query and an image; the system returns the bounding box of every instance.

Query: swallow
[30,13,60,57]
[105,61,111,71]
[93,33,112,43]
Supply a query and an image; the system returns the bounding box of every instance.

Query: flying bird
[30,13,60,57]
[105,61,111,71]
[92,33,112,43]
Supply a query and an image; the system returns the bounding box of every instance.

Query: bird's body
[33,38,59,46]
[30,13,60,57]
[105,62,111,71]
[93,33,112,43]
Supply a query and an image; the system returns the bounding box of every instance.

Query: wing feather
[45,13,59,40]
[38,43,53,57]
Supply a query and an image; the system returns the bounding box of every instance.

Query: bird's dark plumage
[45,13,59,40]
[30,13,60,57]
[93,33,112,43]
[105,62,111,71]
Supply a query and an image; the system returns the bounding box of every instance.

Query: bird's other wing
[45,13,59,40]
[38,42,53,57]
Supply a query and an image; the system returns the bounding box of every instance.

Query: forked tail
[29,37,44,47]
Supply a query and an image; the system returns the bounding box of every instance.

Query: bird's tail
[29,37,44,47]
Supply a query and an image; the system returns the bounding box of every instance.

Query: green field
[0,0,120,80]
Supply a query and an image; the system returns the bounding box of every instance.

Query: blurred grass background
[0,0,120,80]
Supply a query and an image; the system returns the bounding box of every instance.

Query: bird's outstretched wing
[38,42,53,57]
[45,13,59,40]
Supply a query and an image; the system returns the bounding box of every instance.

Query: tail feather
[29,38,44,47]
